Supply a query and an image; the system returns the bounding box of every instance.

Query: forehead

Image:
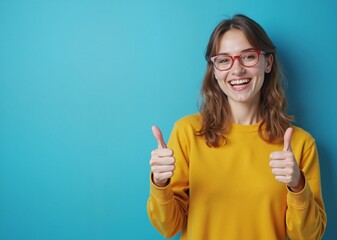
[218,29,254,54]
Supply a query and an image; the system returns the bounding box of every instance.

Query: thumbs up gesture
[150,126,176,187]
[269,128,305,192]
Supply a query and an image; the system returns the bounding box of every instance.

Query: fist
[150,126,175,187]
[269,127,304,192]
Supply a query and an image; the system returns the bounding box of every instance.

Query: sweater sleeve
[147,121,190,238]
[286,137,327,239]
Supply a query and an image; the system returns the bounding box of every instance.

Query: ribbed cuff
[149,173,174,204]
[287,178,313,209]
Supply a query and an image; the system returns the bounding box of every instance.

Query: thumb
[283,127,293,151]
[152,125,167,149]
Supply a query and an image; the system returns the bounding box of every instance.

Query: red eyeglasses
[210,50,265,71]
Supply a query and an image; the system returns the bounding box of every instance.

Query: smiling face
[213,29,273,107]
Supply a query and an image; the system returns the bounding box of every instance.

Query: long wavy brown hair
[197,14,293,147]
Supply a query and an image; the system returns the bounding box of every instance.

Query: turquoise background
[1,0,336,239]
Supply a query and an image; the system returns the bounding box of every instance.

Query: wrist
[289,172,305,193]
[154,180,169,187]
[151,173,169,187]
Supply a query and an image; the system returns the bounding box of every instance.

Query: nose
[231,58,245,75]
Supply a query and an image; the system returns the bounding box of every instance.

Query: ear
[265,54,273,73]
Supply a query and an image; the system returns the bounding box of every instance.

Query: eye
[217,57,231,64]
[241,52,257,61]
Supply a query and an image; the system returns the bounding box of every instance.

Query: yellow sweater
[147,114,326,240]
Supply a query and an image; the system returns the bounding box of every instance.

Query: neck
[229,100,261,125]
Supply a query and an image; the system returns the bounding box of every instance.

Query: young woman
[147,14,326,240]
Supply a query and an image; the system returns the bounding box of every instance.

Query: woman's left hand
[269,127,305,192]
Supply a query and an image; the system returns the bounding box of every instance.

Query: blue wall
[0,0,336,239]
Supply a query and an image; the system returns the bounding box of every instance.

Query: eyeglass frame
[209,49,266,71]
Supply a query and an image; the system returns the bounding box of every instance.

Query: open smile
[228,78,251,87]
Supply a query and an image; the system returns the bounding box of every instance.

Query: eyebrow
[217,47,256,55]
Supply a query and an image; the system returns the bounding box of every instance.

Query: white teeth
[230,79,250,85]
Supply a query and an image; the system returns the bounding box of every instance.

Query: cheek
[214,70,229,81]
[257,61,269,76]
[250,66,266,80]
[214,72,230,94]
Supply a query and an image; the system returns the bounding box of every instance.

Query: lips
[229,78,251,86]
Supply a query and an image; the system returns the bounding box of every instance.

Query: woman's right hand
[150,126,175,187]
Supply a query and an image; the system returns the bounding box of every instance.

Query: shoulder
[167,113,202,147]
[168,113,202,141]
[174,113,202,130]
[292,125,316,149]
[292,125,314,140]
